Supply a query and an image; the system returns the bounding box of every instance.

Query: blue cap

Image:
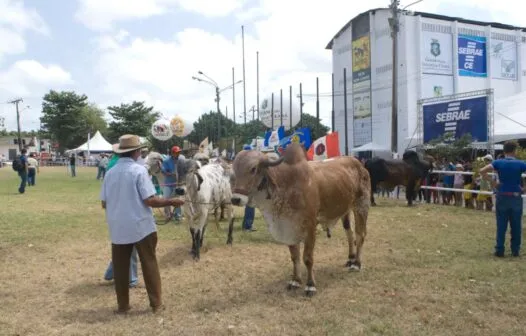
[243,145,253,150]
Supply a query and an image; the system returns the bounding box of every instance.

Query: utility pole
[215,86,221,142]
[9,98,23,152]
[389,0,400,156]
[242,25,247,125]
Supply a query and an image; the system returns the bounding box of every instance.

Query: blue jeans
[96,166,103,179]
[104,246,138,286]
[163,186,182,220]
[242,206,255,230]
[495,196,523,255]
[18,171,27,193]
[71,164,76,177]
[27,168,36,186]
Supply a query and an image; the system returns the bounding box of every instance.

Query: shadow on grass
[58,307,152,324]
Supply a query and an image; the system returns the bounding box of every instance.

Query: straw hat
[112,134,148,153]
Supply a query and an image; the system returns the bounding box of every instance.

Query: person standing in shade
[161,146,186,223]
[241,145,257,232]
[70,154,76,177]
[101,134,184,314]
[17,148,28,194]
[27,153,39,186]
[480,141,526,258]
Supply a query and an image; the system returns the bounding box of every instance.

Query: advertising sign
[423,96,488,143]
[352,36,371,84]
[353,90,372,147]
[490,40,517,80]
[421,31,453,75]
[458,34,487,77]
[352,12,372,147]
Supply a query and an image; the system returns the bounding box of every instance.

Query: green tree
[427,132,473,161]
[40,90,90,152]
[186,112,238,146]
[107,101,159,142]
[294,113,330,141]
[80,103,109,137]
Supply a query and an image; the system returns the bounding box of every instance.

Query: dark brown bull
[365,150,434,206]
[230,143,371,297]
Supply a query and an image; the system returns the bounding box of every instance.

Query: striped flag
[306,132,341,161]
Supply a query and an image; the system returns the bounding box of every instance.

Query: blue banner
[423,96,488,143]
[458,34,487,77]
[277,127,312,152]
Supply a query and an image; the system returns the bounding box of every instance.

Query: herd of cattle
[145,144,435,296]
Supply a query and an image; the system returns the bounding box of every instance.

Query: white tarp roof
[494,91,526,142]
[73,131,113,152]
[351,142,390,152]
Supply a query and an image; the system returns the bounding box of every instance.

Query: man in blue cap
[241,144,257,232]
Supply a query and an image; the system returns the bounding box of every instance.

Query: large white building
[326,8,526,155]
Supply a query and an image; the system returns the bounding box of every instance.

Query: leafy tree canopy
[107,101,160,142]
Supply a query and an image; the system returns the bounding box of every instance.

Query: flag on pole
[306,132,340,161]
[199,137,209,153]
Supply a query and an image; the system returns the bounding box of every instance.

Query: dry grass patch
[1,167,526,335]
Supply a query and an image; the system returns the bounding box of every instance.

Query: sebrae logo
[430,39,441,57]
[261,99,268,110]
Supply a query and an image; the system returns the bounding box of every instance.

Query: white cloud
[0,60,74,130]
[88,0,526,133]
[0,0,49,63]
[75,0,248,31]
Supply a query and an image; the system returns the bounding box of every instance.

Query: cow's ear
[195,172,204,191]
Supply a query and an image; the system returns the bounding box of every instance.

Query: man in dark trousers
[70,154,76,177]
[480,141,526,257]
[100,134,185,314]
[18,148,28,193]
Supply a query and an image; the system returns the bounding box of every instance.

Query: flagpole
[242,25,247,126]
[256,51,260,121]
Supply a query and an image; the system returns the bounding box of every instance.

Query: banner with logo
[421,31,453,75]
[458,34,487,77]
[422,96,488,143]
[421,75,454,99]
[490,40,517,80]
[353,90,372,147]
[352,13,372,147]
[306,132,340,161]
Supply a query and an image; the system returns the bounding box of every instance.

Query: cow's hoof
[287,280,301,290]
[226,238,233,245]
[346,260,361,271]
[304,286,317,297]
[371,203,377,207]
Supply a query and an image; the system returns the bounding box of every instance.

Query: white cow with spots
[183,162,235,260]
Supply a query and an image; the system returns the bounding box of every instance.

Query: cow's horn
[260,156,284,168]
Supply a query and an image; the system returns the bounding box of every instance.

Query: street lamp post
[192,71,242,143]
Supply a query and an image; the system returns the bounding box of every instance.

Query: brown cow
[230,143,370,296]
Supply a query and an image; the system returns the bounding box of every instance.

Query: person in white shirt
[27,153,39,186]
[100,134,184,314]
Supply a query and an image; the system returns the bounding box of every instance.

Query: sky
[0,0,524,132]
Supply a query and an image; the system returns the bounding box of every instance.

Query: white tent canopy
[351,142,390,152]
[494,91,526,142]
[71,131,113,152]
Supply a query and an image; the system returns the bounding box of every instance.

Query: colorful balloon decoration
[259,94,301,131]
[170,115,193,137]
[151,118,173,141]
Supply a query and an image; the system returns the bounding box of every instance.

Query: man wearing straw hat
[100,134,184,314]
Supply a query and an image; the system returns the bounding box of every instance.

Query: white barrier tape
[431,169,526,178]
[419,185,526,198]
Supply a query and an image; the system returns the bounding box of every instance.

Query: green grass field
[1,166,526,336]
